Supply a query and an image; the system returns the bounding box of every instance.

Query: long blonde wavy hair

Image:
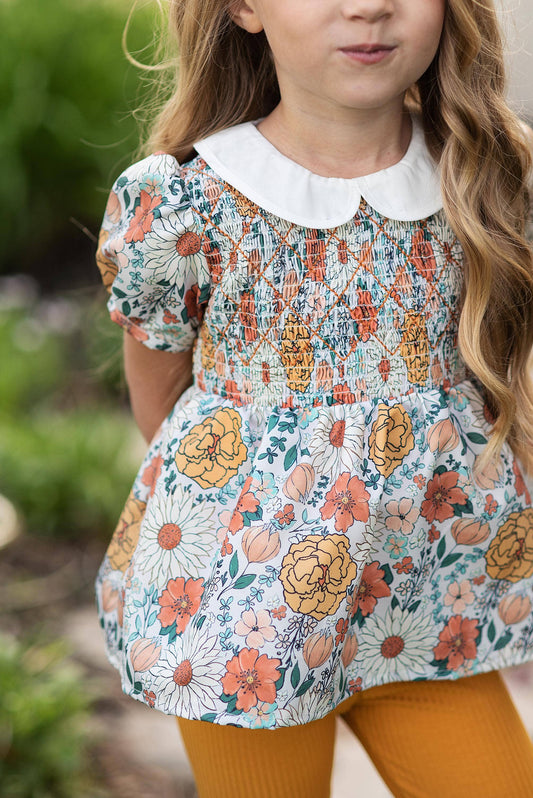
[129,0,533,476]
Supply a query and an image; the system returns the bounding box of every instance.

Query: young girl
[94,1,533,795]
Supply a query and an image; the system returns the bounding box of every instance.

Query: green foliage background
[0,0,159,287]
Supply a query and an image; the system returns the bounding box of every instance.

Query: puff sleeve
[95,153,211,352]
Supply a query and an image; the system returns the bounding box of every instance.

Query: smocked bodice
[183,160,467,408]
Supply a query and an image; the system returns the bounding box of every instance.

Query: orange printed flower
[368,403,414,478]
[335,618,349,645]
[351,288,378,342]
[157,576,204,633]
[184,282,206,324]
[420,471,467,524]
[272,605,287,620]
[274,504,295,527]
[141,454,163,497]
[393,556,414,575]
[163,309,179,325]
[110,309,149,343]
[242,526,280,563]
[484,494,498,517]
[130,638,162,672]
[228,475,260,534]
[485,509,533,582]
[221,533,233,556]
[498,593,531,625]
[349,561,391,618]
[175,407,247,488]
[414,474,427,489]
[428,525,440,543]
[433,615,479,670]
[443,580,475,614]
[303,632,334,669]
[305,231,327,281]
[332,382,357,404]
[451,518,490,546]
[411,229,437,282]
[124,190,163,243]
[320,472,370,532]
[279,534,357,619]
[513,460,531,502]
[427,418,460,456]
[239,291,258,343]
[107,490,146,572]
[221,648,281,712]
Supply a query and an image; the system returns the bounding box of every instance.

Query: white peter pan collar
[193,111,443,227]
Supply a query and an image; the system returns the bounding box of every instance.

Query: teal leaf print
[290,662,301,690]
[437,537,446,560]
[494,630,513,651]
[467,432,487,445]
[487,621,496,643]
[296,677,315,697]
[229,551,239,579]
[441,552,462,568]
[122,300,131,316]
[275,666,287,691]
[284,445,298,471]
[234,573,256,590]
[201,713,217,723]
[451,499,474,517]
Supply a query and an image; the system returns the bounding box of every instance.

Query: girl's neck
[255,100,413,180]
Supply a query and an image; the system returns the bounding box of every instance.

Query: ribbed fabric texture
[177,670,533,798]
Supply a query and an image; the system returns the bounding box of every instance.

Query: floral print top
[94,116,533,730]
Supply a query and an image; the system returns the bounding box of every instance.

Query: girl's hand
[123,331,194,444]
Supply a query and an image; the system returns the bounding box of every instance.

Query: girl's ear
[227,0,264,34]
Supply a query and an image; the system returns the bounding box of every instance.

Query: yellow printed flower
[200,324,216,372]
[280,312,315,392]
[485,509,533,582]
[95,228,118,293]
[279,534,357,620]
[400,309,430,385]
[368,403,415,478]
[107,490,146,572]
[175,407,247,488]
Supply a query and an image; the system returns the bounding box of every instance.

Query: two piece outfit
[94,111,533,796]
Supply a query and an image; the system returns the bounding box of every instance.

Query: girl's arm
[123,331,194,443]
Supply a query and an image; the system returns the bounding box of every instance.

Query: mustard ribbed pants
[176,671,533,798]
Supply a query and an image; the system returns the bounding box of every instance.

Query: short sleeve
[95,153,211,352]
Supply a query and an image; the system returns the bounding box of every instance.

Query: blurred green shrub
[0,276,141,541]
[0,409,140,541]
[0,0,159,285]
[0,631,106,798]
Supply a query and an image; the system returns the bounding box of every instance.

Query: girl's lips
[340,47,397,65]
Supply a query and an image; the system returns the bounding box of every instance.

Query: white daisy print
[137,487,216,583]
[308,404,365,480]
[277,686,333,726]
[143,210,203,284]
[356,604,438,682]
[149,626,225,717]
